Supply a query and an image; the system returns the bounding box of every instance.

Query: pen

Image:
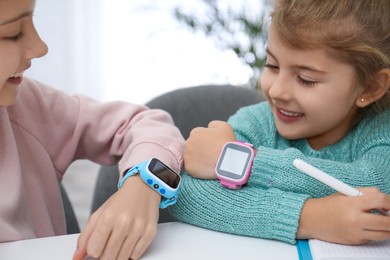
[293,158,390,216]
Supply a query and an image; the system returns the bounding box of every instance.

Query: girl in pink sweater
[0,1,184,259]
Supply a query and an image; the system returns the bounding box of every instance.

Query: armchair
[90,84,264,222]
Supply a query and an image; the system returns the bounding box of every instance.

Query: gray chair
[91,85,264,222]
[61,184,80,234]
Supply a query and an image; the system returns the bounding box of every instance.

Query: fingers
[362,210,390,230]
[72,246,87,260]
[187,122,234,141]
[361,230,390,242]
[74,214,157,260]
[73,212,99,260]
[90,219,157,260]
[360,215,390,242]
[74,178,160,260]
[82,213,114,259]
[299,194,390,245]
[119,222,157,260]
[347,193,390,243]
[187,120,231,137]
[184,121,236,178]
[359,190,390,214]
[208,120,229,128]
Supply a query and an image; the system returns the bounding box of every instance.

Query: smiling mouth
[278,108,303,117]
[276,107,304,123]
[7,71,24,85]
[10,71,24,79]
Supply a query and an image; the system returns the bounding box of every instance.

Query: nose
[23,22,48,61]
[267,72,293,102]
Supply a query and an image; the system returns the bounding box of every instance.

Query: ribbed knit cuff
[260,188,309,244]
[170,174,310,244]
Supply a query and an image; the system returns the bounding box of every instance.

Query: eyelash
[265,63,318,86]
[5,32,23,41]
[297,76,317,86]
[264,63,278,70]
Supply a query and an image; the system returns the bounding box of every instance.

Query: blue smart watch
[118,158,181,208]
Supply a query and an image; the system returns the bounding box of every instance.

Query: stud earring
[360,98,365,102]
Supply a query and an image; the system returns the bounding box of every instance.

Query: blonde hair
[271,0,390,117]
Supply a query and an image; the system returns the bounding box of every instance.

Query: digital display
[216,142,254,181]
[219,147,250,177]
[148,158,180,188]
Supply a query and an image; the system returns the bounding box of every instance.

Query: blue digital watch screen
[148,158,180,189]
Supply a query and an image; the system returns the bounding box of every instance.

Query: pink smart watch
[215,141,256,189]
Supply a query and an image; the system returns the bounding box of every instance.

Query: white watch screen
[219,147,250,176]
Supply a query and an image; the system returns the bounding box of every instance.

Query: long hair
[271,0,390,119]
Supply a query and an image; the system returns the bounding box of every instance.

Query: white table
[0,222,299,259]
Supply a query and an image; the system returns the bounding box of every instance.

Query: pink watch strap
[215,141,256,190]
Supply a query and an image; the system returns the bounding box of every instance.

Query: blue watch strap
[117,161,147,189]
[118,160,179,209]
[159,196,177,209]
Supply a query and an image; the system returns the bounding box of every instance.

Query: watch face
[216,143,253,180]
[148,158,181,189]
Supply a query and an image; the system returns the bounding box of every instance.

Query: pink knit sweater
[0,78,184,242]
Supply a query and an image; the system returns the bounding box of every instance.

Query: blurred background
[26,0,270,230]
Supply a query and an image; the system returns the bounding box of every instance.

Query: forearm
[170,174,309,244]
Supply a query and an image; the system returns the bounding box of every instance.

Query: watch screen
[148,158,180,188]
[219,147,250,177]
[216,142,254,180]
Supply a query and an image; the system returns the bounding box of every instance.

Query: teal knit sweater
[170,102,390,244]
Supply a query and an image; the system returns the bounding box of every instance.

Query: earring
[360,98,365,102]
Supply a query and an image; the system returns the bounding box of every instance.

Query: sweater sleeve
[11,79,184,176]
[171,103,390,244]
[170,173,309,244]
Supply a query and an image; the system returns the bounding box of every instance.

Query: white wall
[27,0,252,104]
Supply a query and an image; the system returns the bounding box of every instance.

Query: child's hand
[184,120,236,179]
[73,175,160,260]
[297,188,390,245]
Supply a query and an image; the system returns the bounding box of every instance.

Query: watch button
[147,179,153,185]
[154,183,159,189]
[160,188,166,195]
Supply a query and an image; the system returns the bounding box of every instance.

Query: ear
[356,68,390,108]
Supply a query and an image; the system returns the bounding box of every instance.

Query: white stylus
[293,158,390,216]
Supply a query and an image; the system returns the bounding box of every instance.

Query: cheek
[0,53,20,106]
[304,90,357,126]
[0,69,11,100]
[259,72,272,98]
[0,48,19,82]
[0,63,10,86]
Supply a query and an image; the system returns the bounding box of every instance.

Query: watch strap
[219,179,243,189]
[117,161,147,189]
[118,160,178,209]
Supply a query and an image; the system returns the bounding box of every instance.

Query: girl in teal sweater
[170,0,390,245]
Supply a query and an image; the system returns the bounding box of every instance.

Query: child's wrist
[120,175,161,204]
[297,198,318,239]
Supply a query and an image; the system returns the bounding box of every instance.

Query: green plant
[173,0,270,88]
